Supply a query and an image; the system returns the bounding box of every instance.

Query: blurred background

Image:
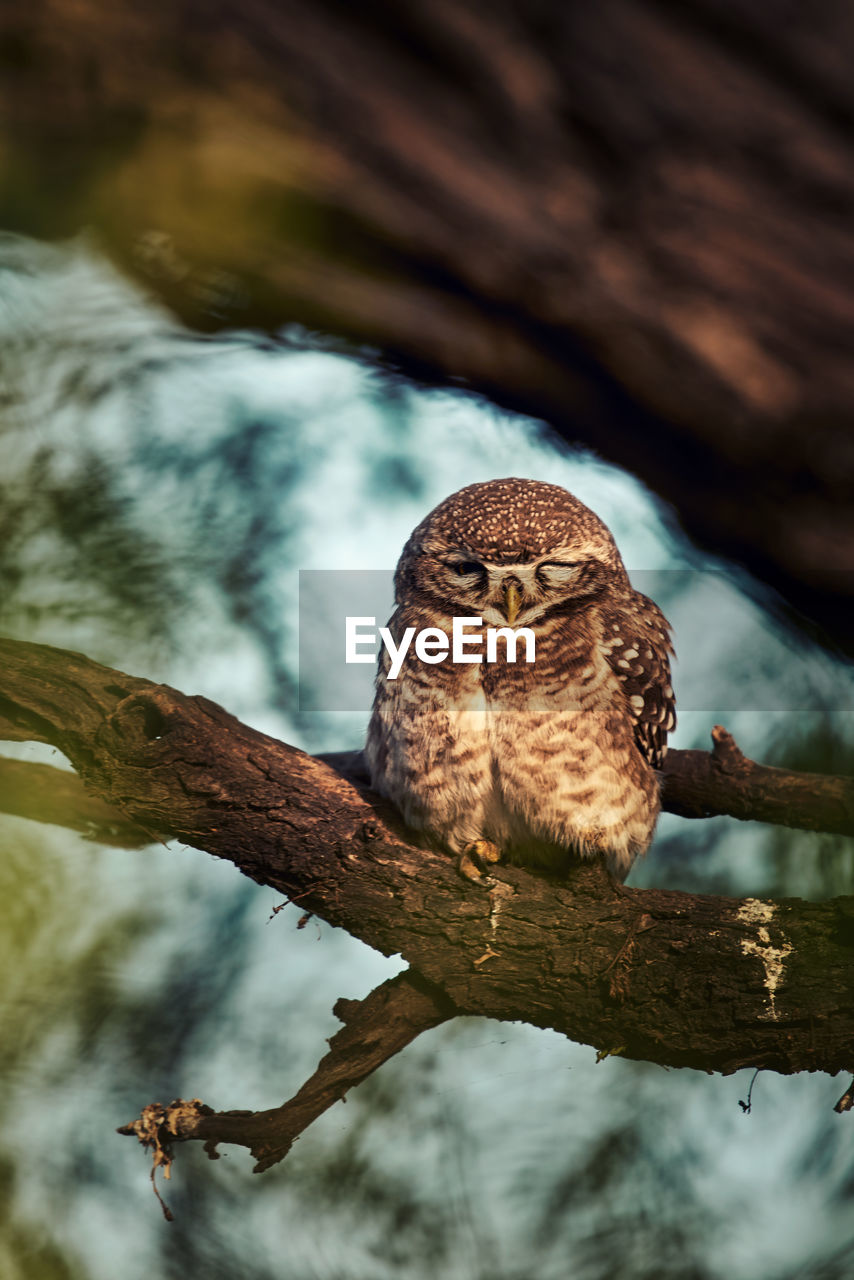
[2,2,854,1276]
[1,234,852,1280]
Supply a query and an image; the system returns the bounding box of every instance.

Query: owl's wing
[601,593,675,769]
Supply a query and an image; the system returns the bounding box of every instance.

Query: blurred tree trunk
[2,1,854,646]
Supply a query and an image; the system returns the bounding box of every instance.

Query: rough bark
[3,2,854,647]
[659,725,854,836]
[3,635,854,1177]
[2,635,853,1081]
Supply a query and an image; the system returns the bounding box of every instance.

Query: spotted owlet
[364,478,675,881]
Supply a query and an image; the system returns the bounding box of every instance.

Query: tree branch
[5,700,853,845]
[321,729,854,840]
[1,634,852,1065]
[0,756,157,847]
[8,650,854,1177]
[118,969,454,1183]
[2,635,854,1180]
[662,724,854,836]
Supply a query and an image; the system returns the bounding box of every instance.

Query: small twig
[710,724,747,774]
[117,1098,215,1220]
[739,1069,761,1113]
[267,885,315,921]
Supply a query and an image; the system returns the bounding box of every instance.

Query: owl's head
[395,478,629,627]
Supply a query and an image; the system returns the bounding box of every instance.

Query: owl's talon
[458,839,502,881]
[457,850,485,881]
[469,838,502,865]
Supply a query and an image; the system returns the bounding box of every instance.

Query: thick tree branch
[7,648,853,1178]
[3,634,854,1180]
[1,635,853,1092]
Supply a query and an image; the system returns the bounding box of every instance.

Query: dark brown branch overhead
[2,635,854,1084]
[3,2,854,647]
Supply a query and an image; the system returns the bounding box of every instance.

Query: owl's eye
[450,560,483,578]
[537,560,579,585]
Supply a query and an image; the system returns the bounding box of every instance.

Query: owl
[364,478,675,881]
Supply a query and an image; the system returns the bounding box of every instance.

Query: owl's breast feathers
[365,594,675,878]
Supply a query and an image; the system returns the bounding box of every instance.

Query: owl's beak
[501,581,521,625]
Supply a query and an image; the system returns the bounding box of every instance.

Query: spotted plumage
[364,478,675,880]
